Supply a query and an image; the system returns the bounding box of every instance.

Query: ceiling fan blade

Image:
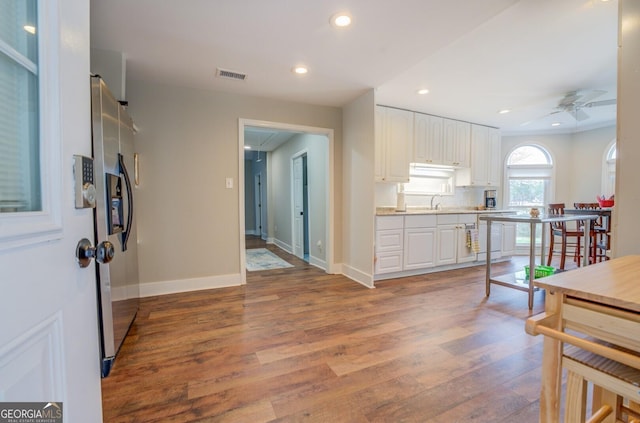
[574,109,590,121]
[521,110,561,126]
[559,91,580,107]
[584,99,616,108]
[576,89,607,105]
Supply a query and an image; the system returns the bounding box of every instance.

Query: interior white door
[293,155,304,258]
[0,1,103,421]
[254,173,262,237]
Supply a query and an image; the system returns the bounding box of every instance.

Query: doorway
[239,119,334,283]
[292,152,309,262]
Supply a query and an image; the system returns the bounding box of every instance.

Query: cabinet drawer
[376,229,403,252]
[376,215,404,230]
[436,214,458,225]
[459,214,477,224]
[404,214,436,228]
[375,251,403,274]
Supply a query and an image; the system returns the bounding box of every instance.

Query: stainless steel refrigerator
[90,75,139,377]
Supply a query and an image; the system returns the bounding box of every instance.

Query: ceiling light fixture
[23,25,36,34]
[417,89,429,95]
[244,146,251,150]
[498,109,510,114]
[331,12,352,28]
[551,122,561,127]
[292,66,308,75]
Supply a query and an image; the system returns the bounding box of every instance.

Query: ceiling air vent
[216,68,247,81]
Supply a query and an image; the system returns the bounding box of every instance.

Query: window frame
[602,140,616,197]
[0,0,63,250]
[503,144,555,250]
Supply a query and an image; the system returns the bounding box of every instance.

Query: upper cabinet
[414,113,470,168]
[456,124,501,187]
[443,119,471,167]
[413,113,443,165]
[375,106,413,183]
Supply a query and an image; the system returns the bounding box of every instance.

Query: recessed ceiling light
[244,146,252,150]
[417,89,429,95]
[551,122,561,127]
[23,25,36,34]
[498,109,510,114]
[292,66,308,75]
[331,13,352,28]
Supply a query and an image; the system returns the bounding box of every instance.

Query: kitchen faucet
[430,194,441,210]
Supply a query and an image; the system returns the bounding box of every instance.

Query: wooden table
[479,213,598,310]
[525,255,640,422]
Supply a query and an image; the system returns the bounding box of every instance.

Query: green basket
[524,265,555,279]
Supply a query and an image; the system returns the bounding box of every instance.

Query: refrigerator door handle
[118,153,134,251]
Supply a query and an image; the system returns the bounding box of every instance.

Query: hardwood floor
[102,242,569,422]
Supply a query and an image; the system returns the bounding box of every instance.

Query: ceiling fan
[521,90,617,126]
[549,90,617,121]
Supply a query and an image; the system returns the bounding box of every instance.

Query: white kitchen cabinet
[442,119,471,167]
[456,124,501,187]
[375,106,413,183]
[501,222,517,256]
[436,223,457,266]
[403,215,437,270]
[375,216,404,274]
[436,214,476,266]
[413,113,443,165]
[478,220,503,262]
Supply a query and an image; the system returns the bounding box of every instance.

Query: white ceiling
[91,0,618,138]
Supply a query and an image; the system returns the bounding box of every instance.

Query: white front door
[0,1,103,421]
[292,155,304,258]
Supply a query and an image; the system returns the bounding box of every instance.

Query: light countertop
[376,207,515,216]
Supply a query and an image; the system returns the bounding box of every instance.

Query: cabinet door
[404,227,436,269]
[470,124,489,185]
[455,121,471,168]
[442,118,457,166]
[436,224,457,266]
[384,107,413,182]
[413,112,429,163]
[375,251,403,274]
[487,127,501,186]
[501,222,517,256]
[457,226,476,263]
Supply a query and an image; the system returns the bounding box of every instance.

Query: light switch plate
[225,177,233,189]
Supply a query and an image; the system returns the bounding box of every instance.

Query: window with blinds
[0,0,40,213]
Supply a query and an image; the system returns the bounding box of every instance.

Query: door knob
[76,238,115,268]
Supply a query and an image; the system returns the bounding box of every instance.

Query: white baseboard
[340,264,374,288]
[245,229,259,236]
[273,238,293,254]
[139,273,243,298]
[308,255,327,271]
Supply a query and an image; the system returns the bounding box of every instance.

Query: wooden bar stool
[547,203,584,270]
[574,202,602,264]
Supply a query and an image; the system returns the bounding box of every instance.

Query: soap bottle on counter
[396,183,406,212]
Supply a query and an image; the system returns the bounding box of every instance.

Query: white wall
[501,126,615,208]
[342,90,376,287]
[268,133,328,265]
[126,80,342,293]
[614,0,640,257]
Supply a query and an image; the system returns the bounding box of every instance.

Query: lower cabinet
[403,215,437,269]
[375,216,404,274]
[375,213,510,278]
[436,214,476,266]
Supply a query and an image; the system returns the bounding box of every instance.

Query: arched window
[504,145,554,247]
[602,141,616,197]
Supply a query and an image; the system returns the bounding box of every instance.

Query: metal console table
[479,213,598,309]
